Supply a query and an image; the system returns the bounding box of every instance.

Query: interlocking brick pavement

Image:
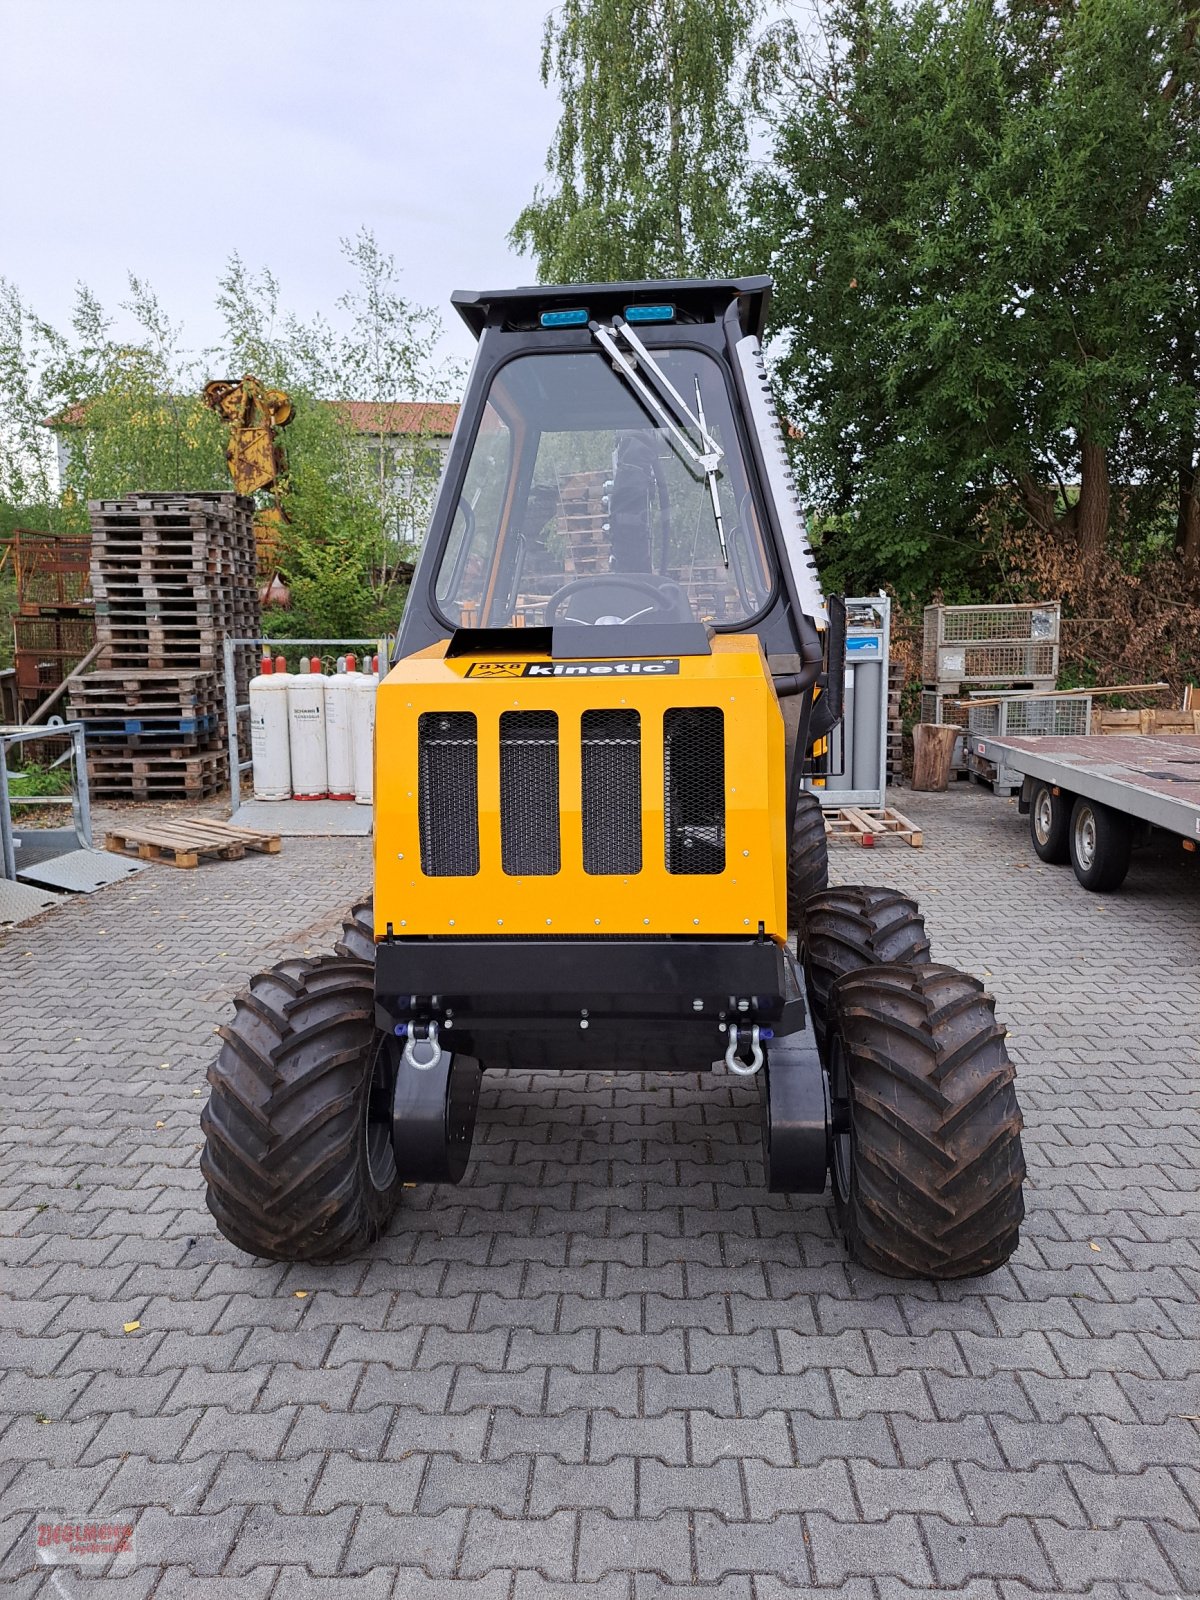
[1,785,1198,1596]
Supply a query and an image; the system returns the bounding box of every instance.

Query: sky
[0,0,562,381]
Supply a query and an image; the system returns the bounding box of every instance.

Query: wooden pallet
[70,672,221,713]
[823,805,923,848]
[105,816,282,869]
[1091,707,1200,736]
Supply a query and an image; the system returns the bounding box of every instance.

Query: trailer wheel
[802,886,930,1047]
[788,790,829,929]
[826,963,1025,1279]
[1069,797,1132,892]
[336,896,376,963]
[1029,782,1071,864]
[201,954,402,1261]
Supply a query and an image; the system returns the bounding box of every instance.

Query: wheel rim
[1034,790,1054,846]
[1074,806,1097,870]
[829,1033,852,1205]
[364,1035,397,1193]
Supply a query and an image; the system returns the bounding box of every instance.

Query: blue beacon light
[540,308,590,327]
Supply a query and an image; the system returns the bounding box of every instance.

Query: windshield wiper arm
[590,317,729,566]
[590,321,714,472]
[693,374,728,568]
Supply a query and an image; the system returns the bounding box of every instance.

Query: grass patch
[7,762,73,797]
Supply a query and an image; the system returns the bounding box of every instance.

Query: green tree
[752,0,1200,596]
[1,275,227,527]
[212,234,458,637]
[291,229,456,565]
[55,279,226,506]
[511,0,764,281]
[0,278,79,527]
[0,235,455,644]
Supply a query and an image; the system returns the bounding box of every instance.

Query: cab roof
[451,277,773,342]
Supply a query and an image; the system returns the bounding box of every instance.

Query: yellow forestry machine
[201,278,1026,1278]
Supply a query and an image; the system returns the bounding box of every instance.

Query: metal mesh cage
[500,711,561,876]
[663,707,725,874]
[581,709,642,874]
[968,696,1092,737]
[951,641,1058,682]
[966,702,1002,737]
[2,531,92,608]
[418,712,480,876]
[923,603,1061,681]
[919,691,970,728]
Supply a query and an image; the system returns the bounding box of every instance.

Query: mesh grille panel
[581,710,641,874]
[500,711,561,875]
[418,712,479,876]
[664,707,725,874]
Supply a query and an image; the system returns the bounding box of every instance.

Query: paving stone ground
[1,785,1198,1598]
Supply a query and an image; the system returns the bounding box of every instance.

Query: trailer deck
[974,731,1200,838]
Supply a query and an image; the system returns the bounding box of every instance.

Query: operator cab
[398,278,829,670]
[434,342,773,633]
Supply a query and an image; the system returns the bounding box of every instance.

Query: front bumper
[374,934,806,1072]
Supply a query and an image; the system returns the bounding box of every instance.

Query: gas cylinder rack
[223,637,379,811]
[808,593,893,809]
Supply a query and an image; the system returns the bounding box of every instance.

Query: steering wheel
[544,575,681,626]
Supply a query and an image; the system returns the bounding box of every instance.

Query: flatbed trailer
[972,732,1200,893]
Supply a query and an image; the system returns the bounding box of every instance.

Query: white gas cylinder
[351,653,379,805]
[287,657,328,800]
[249,654,292,799]
[324,654,358,801]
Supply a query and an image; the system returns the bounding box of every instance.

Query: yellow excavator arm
[202,376,294,497]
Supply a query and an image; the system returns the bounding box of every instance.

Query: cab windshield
[434,348,773,629]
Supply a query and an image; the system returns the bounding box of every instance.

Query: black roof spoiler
[451,277,773,342]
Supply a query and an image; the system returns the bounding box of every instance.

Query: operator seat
[608,431,661,572]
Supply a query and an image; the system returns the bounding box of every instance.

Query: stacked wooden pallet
[70,494,260,800]
[558,472,611,575]
[886,660,904,785]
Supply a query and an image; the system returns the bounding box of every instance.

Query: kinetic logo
[466,659,680,678]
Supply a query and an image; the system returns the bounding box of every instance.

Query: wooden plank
[963,681,1169,708]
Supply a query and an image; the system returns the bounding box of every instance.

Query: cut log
[911,723,960,792]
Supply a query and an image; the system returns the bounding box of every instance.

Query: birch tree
[511,0,763,281]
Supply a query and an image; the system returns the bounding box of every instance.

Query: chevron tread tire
[201,953,401,1261]
[826,962,1025,1279]
[336,897,376,964]
[787,790,829,930]
[803,886,930,1045]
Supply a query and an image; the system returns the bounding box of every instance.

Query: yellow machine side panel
[374,635,788,939]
